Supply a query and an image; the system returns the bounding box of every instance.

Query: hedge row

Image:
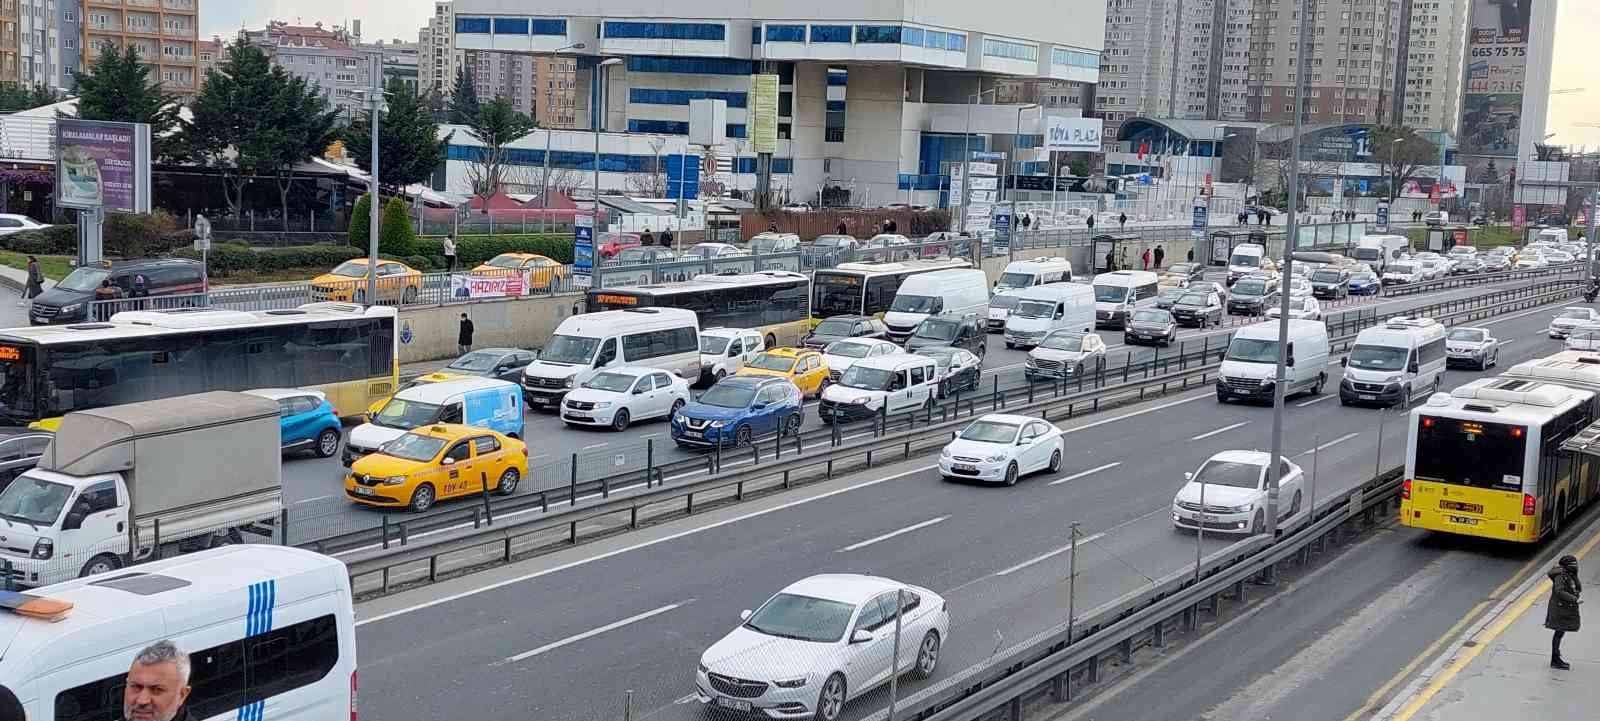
[1,211,192,257]
[173,244,365,276]
[413,234,575,266]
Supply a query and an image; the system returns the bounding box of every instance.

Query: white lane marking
[837,516,950,552]
[1048,462,1122,486]
[529,454,550,461]
[298,494,337,503]
[673,694,697,705]
[1296,431,1359,457]
[994,533,1106,576]
[582,443,610,450]
[356,463,939,626]
[1060,392,1211,435]
[1190,421,1249,441]
[1296,395,1335,407]
[501,602,686,663]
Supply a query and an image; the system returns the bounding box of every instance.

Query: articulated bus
[811,258,975,322]
[585,271,812,349]
[0,303,398,430]
[1403,376,1600,542]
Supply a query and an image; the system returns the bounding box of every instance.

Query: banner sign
[749,74,781,154]
[450,271,530,299]
[574,214,595,289]
[1376,201,1390,232]
[56,119,152,213]
[1191,199,1209,238]
[968,162,999,177]
[1044,116,1103,152]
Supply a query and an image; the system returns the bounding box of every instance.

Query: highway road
[347,284,1577,721]
[277,270,1574,545]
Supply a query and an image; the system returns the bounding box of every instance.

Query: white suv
[1172,450,1305,535]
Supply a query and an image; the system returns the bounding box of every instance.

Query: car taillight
[330,407,339,417]
[351,670,358,721]
[520,446,528,457]
[1401,479,1411,500]
[1523,494,1536,516]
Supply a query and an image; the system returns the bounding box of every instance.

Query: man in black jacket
[123,640,195,721]
[458,313,475,355]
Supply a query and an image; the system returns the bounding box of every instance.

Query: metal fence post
[279,508,289,545]
[570,453,579,506]
[480,472,494,525]
[646,438,655,488]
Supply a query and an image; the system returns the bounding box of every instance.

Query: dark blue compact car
[671,376,803,448]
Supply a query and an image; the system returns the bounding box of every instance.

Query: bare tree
[624,170,667,197]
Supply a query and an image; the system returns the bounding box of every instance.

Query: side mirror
[63,511,86,531]
[1286,357,1295,368]
[850,629,875,644]
[1408,362,1420,374]
[633,387,647,395]
[951,430,959,440]
[752,402,768,410]
[1184,471,1194,481]
[740,609,753,621]
[441,456,457,466]
[1341,357,1349,367]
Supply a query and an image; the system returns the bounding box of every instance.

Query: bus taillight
[1401,479,1411,500]
[1523,494,1536,516]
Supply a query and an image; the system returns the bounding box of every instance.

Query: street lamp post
[354,55,386,307]
[959,87,999,236]
[592,58,624,216]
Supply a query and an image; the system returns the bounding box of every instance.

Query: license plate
[567,413,589,420]
[354,487,375,496]
[953,464,977,472]
[683,430,703,438]
[1441,500,1485,513]
[1359,394,1376,401]
[1448,515,1480,526]
[715,698,753,712]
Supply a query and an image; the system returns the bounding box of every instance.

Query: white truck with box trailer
[0,390,282,587]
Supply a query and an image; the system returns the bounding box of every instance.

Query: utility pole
[1067,522,1081,643]
[1267,0,1314,535]
[365,55,382,307]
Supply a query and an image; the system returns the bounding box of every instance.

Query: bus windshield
[996,272,1034,291]
[1229,253,1261,268]
[1414,417,1526,491]
[1348,344,1408,370]
[1353,247,1381,261]
[1093,285,1127,303]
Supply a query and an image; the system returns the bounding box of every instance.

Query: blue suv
[245,388,344,458]
[671,376,803,448]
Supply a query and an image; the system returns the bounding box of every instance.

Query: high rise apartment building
[1394,0,1466,133]
[243,21,378,115]
[463,50,578,127]
[81,0,200,92]
[418,0,458,94]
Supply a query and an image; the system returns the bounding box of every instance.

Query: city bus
[585,271,812,349]
[811,258,975,322]
[1403,377,1600,542]
[0,302,398,429]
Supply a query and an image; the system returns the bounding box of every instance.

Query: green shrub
[405,255,436,271]
[3,224,76,254]
[175,243,365,276]
[414,233,575,266]
[379,197,417,257]
[104,211,180,258]
[348,193,374,249]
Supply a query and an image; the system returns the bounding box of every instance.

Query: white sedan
[1550,307,1600,339]
[697,574,950,721]
[939,413,1065,485]
[1172,450,1305,535]
[1266,295,1322,321]
[821,338,902,382]
[0,214,48,236]
[559,366,690,431]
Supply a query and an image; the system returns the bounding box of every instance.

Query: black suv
[1308,268,1350,299]
[802,315,889,349]
[904,313,987,356]
[30,258,205,325]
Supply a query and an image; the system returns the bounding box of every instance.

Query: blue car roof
[713,375,776,390]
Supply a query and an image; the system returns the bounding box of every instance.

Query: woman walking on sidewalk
[1546,554,1582,669]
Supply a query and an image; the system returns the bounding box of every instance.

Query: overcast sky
[207,0,1600,148]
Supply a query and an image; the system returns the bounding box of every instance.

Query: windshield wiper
[0,512,37,531]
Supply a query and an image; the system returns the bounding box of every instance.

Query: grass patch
[0,250,337,287]
[1403,225,1589,250]
[0,251,74,281]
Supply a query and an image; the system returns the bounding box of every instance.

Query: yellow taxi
[735,348,831,398]
[365,371,469,419]
[472,253,567,291]
[345,424,528,512]
[311,258,425,304]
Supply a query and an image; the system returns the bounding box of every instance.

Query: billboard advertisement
[55,119,152,213]
[450,271,530,299]
[573,214,594,289]
[749,74,780,154]
[1459,0,1532,157]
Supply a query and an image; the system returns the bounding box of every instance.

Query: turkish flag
[1137,140,1150,159]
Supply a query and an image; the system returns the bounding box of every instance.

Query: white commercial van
[994,257,1074,293]
[1340,316,1447,407]
[1227,243,1272,284]
[1003,283,1097,349]
[0,545,356,721]
[521,307,702,408]
[1536,227,1571,245]
[818,353,940,423]
[1353,234,1409,272]
[1092,270,1161,329]
[1216,319,1331,403]
[883,268,990,342]
[346,376,525,464]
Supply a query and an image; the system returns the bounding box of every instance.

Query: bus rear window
[1414,416,1526,491]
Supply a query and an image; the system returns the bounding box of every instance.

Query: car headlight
[698,662,709,675]
[563,377,576,389]
[60,303,82,313]
[592,401,612,409]
[986,454,1008,462]
[31,537,52,560]
[941,446,952,457]
[1226,503,1253,513]
[382,475,408,485]
[710,420,728,428]
[851,397,871,405]
[773,676,809,689]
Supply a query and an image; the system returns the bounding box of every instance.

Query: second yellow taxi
[735,348,831,397]
[346,424,527,512]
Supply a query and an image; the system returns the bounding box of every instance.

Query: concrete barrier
[397,293,583,363]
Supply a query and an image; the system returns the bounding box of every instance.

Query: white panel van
[1003,283,1097,349]
[1340,317,1447,407]
[1217,319,1331,403]
[521,308,702,409]
[1092,270,1161,329]
[994,257,1074,293]
[1353,234,1409,272]
[883,269,990,342]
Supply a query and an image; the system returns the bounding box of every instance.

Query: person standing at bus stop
[1546,554,1582,670]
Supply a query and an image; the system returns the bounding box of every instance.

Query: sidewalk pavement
[1378,520,1600,721]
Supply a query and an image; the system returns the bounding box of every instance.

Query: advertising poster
[574,214,595,289]
[56,119,150,213]
[1044,116,1103,153]
[749,74,780,154]
[450,271,530,299]
[1459,0,1532,157]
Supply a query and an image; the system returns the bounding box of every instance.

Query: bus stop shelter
[1092,233,1140,272]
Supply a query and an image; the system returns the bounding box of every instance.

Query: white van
[0,545,356,721]
[1092,270,1161,329]
[1536,227,1570,245]
[994,257,1074,293]
[698,327,765,385]
[1003,282,1096,349]
[818,353,940,422]
[346,376,525,463]
[1340,317,1448,407]
[1227,243,1271,284]
[521,307,701,408]
[883,268,990,342]
[1353,234,1409,272]
[1217,319,1331,403]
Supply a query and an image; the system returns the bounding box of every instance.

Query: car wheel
[735,425,753,446]
[814,674,847,721]
[1048,448,1062,473]
[497,468,520,495]
[1312,372,1326,395]
[1290,490,1302,517]
[784,413,802,436]
[714,369,726,384]
[1251,509,1265,534]
[913,631,941,679]
[1004,462,1019,487]
[80,553,121,578]
[1073,362,1085,377]
[611,409,631,432]
[1005,341,1016,350]
[765,334,777,350]
[314,427,341,458]
[409,483,436,513]
[402,286,418,304]
[669,399,685,418]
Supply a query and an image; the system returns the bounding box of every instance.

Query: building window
[855,25,902,44]
[809,24,851,43]
[625,55,752,75]
[454,17,491,34]
[629,87,748,108]
[1052,48,1099,68]
[492,18,529,35]
[603,22,726,41]
[531,19,567,35]
[765,24,804,42]
[983,38,1038,62]
[948,33,967,52]
[902,27,924,46]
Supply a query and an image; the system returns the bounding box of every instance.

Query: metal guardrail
[317,276,1583,594]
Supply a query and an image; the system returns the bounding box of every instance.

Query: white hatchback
[697,574,950,721]
[939,414,1065,485]
[560,366,690,431]
[1172,450,1305,535]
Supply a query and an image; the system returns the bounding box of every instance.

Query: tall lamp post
[959,87,999,235]
[1006,103,1042,207]
[354,55,386,307]
[592,57,624,215]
